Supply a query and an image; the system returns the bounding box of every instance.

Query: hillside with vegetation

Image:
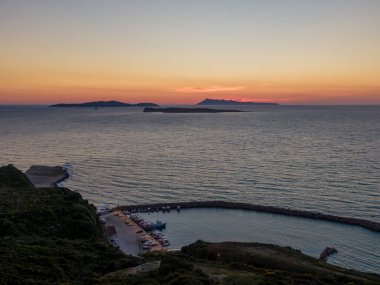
[102,241,380,285]
[1,165,379,284]
[0,165,140,284]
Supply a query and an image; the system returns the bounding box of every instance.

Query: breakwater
[55,168,70,186]
[115,201,380,232]
[25,165,70,187]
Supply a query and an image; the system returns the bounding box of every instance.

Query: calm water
[0,105,379,272]
[139,208,380,273]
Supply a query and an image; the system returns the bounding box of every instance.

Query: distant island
[143,107,243,113]
[197,98,279,105]
[49,100,158,107]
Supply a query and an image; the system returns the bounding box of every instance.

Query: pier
[102,210,164,256]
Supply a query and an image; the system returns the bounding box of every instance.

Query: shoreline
[55,166,70,186]
[115,201,380,232]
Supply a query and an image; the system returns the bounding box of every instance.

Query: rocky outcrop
[320,247,338,261]
[115,201,380,232]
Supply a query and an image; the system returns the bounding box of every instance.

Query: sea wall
[115,201,380,232]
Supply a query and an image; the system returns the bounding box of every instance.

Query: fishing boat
[149,220,166,230]
[158,238,170,247]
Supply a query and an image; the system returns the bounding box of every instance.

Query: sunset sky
[0,0,379,105]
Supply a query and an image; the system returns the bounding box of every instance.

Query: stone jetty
[25,165,69,187]
[115,201,380,232]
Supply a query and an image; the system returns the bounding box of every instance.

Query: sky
[0,0,379,105]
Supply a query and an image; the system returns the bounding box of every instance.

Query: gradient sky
[1,0,379,104]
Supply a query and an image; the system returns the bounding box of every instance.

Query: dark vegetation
[102,241,380,284]
[1,165,379,284]
[0,165,139,284]
[101,253,212,285]
[182,241,380,284]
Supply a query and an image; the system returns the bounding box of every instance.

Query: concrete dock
[102,210,163,256]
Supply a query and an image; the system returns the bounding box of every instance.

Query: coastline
[22,164,378,232]
[115,201,380,232]
[3,165,379,278]
[25,165,70,187]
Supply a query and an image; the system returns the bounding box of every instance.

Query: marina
[101,210,169,255]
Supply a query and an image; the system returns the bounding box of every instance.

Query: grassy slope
[102,241,380,284]
[0,165,139,284]
[183,241,380,284]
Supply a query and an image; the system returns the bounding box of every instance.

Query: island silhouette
[49,101,158,107]
[143,107,243,113]
[197,98,279,105]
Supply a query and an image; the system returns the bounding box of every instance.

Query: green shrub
[159,254,194,274]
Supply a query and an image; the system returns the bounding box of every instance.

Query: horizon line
[1,103,380,107]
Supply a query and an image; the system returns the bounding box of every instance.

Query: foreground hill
[0,165,140,284]
[102,241,380,285]
[1,165,379,284]
[49,101,158,107]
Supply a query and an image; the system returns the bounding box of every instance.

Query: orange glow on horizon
[1,66,379,105]
[1,83,379,105]
[1,1,379,105]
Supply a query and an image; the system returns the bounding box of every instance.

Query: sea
[0,105,379,272]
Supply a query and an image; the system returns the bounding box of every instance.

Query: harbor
[97,203,380,273]
[114,201,380,232]
[100,209,169,255]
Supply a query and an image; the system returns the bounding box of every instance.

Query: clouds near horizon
[0,0,379,104]
[175,86,244,93]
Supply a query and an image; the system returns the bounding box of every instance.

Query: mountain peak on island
[49,101,158,107]
[197,98,279,106]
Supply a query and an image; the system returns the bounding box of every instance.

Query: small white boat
[142,240,153,245]
[138,235,151,241]
[162,239,170,247]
